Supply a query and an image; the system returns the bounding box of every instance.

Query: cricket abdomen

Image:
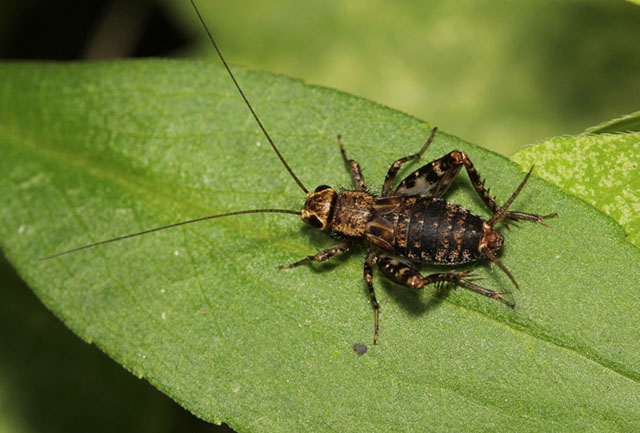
[366,196,484,265]
[408,197,484,264]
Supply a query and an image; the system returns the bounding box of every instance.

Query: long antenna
[191,0,308,194]
[40,209,301,260]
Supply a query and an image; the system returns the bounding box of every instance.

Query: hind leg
[395,151,556,225]
[376,255,514,308]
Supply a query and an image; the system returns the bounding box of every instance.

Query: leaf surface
[512,132,640,248]
[1,60,639,432]
[583,110,640,134]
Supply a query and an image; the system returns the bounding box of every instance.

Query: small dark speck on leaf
[352,344,367,356]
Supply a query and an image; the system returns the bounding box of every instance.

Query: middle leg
[363,249,381,344]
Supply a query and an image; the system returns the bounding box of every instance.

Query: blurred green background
[2,0,640,155]
[1,0,639,431]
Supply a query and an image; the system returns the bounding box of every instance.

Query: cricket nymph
[304,188,505,267]
[190,2,554,345]
[287,131,556,343]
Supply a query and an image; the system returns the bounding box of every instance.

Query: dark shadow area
[0,253,234,433]
[1,0,191,60]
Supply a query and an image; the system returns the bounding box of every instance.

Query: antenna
[41,4,308,260]
[40,209,301,261]
[190,0,309,194]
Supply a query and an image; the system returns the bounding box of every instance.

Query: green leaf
[511,133,640,248]
[1,60,639,432]
[583,110,640,134]
[0,255,219,433]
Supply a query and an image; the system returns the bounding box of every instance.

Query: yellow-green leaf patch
[512,133,640,248]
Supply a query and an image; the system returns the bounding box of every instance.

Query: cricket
[42,0,557,344]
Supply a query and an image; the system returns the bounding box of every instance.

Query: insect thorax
[330,191,375,237]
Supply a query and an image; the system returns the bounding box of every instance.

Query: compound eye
[314,185,331,193]
[307,215,324,229]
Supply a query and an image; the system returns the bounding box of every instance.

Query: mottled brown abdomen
[365,196,484,265]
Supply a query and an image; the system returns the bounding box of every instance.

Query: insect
[42,0,557,344]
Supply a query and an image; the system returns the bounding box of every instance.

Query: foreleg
[279,240,352,269]
[337,135,367,191]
